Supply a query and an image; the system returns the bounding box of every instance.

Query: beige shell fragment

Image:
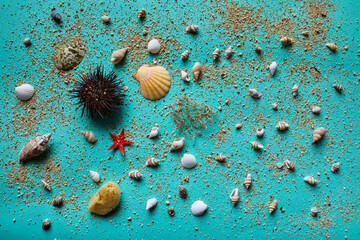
[19,133,52,163]
[192,62,202,81]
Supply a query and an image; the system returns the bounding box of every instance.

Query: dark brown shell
[52,196,63,207]
[179,186,187,199]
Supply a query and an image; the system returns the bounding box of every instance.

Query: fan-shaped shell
[19,133,52,163]
[312,127,326,143]
[81,131,97,143]
[269,200,278,213]
[132,64,171,100]
[243,174,252,189]
[15,84,35,101]
[230,188,239,206]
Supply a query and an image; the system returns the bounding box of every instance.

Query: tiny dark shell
[167,207,175,216]
[42,219,51,230]
[52,196,63,207]
[51,12,62,23]
[179,186,187,199]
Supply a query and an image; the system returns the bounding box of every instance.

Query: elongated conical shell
[128,170,142,180]
[192,62,202,81]
[249,88,261,99]
[132,64,171,100]
[146,157,160,167]
[269,61,277,76]
[15,84,35,101]
[170,137,185,151]
[89,170,100,182]
[81,131,97,143]
[42,180,51,191]
[284,160,295,170]
[110,47,128,64]
[326,43,337,51]
[181,50,189,60]
[243,174,252,189]
[19,133,52,163]
[181,70,190,82]
[304,176,319,185]
[230,188,239,206]
[215,154,226,162]
[269,200,278,213]
[146,198,157,210]
[212,48,220,60]
[179,186,187,199]
[251,141,263,150]
[312,127,326,143]
[276,121,289,131]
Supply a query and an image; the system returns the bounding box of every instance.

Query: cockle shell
[312,127,326,143]
[181,154,197,169]
[15,84,35,101]
[225,46,234,58]
[101,15,110,23]
[243,174,252,189]
[249,88,261,99]
[191,200,207,216]
[304,176,319,185]
[132,64,171,100]
[292,85,299,97]
[284,160,295,170]
[170,137,185,151]
[212,48,220,60]
[147,127,159,138]
[81,131,97,143]
[89,170,100,182]
[230,188,240,206]
[137,8,146,18]
[326,43,338,51]
[312,106,321,114]
[333,84,343,92]
[179,186,187,199]
[215,154,226,162]
[269,61,277,76]
[42,180,51,191]
[181,50,189,60]
[269,200,278,213]
[146,198,157,210]
[280,37,293,45]
[331,162,340,173]
[110,47,129,64]
[276,121,289,131]
[147,39,161,54]
[256,128,264,138]
[255,44,262,53]
[192,62,202,81]
[310,207,319,217]
[181,70,190,82]
[186,24,199,33]
[19,133,52,163]
[251,141,263,150]
[128,170,142,180]
[146,157,160,167]
[52,36,85,71]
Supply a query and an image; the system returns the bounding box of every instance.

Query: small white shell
[284,160,295,170]
[235,123,243,129]
[310,207,319,217]
[212,48,220,60]
[251,141,263,150]
[269,200,278,213]
[147,39,161,54]
[243,174,252,189]
[181,153,197,169]
[192,62,202,81]
[42,180,51,191]
[81,131,97,143]
[191,200,207,216]
[225,46,234,58]
[146,157,160,167]
[128,170,142,180]
[147,127,159,138]
[89,170,100,182]
[249,88,261,99]
[269,61,277,76]
[186,24,199,33]
[110,47,129,64]
[331,162,340,173]
[181,70,190,82]
[230,188,239,206]
[215,154,226,162]
[181,50,189,60]
[312,106,321,114]
[276,121,289,131]
[255,128,264,138]
[101,15,110,23]
[170,137,185,151]
[146,198,157,210]
[15,84,35,101]
[304,176,319,185]
[292,85,299,97]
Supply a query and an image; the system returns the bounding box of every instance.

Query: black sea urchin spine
[69,66,124,119]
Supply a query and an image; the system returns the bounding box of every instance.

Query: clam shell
[89,170,100,182]
[81,131,97,143]
[19,133,52,163]
[52,36,85,71]
[269,61,277,76]
[15,84,35,101]
[230,188,239,206]
[181,154,197,169]
[146,198,157,210]
[132,64,171,100]
[191,200,207,216]
[147,39,161,54]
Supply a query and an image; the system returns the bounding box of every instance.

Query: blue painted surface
[0,0,359,239]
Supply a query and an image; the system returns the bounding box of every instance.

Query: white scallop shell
[191,200,207,216]
[148,39,161,54]
[89,170,100,182]
[147,127,159,138]
[181,153,197,169]
[15,84,35,101]
[146,198,157,210]
[269,61,277,76]
[170,137,185,151]
[181,70,190,82]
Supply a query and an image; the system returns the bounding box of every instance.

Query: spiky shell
[147,127,159,138]
[215,154,226,162]
[128,170,142,180]
[15,84,35,101]
[243,174,252,189]
[52,36,85,71]
[212,48,220,60]
[269,61,277,76]
[19,133,52,163]
[326,43,338,51]
[170,137,185,151]
[276,121,289,131]
[331,162,340,173]
[284,160,295,170]
[186,24,198,33]
[192,62,202,81]
[230,188,240,206]
[181,50,189,60]
[249,88,261,99]
[304,176,319,185]
[225,46,234,58]
[312,127,326,143]
[256,128,264,138]
[110,48,129,64]
[89,170,100,182]
[179,186,187,199]
[333,84,343,92]
[292,85,299,97]
[132,64,171,100]
[42,180,51,191]
[310,207,319,217]
[146,198,157,210]
[251,141,263,150]
[81,131,97,143]
[280,37,293,45]
[269,200,278,213]
[146,157,160,167]
[137,8,146,18]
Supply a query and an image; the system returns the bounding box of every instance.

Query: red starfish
[108,129,134,156]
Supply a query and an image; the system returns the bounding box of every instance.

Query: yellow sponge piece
[88,181,120,215]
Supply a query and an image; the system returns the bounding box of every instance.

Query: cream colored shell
[132,64,171,100]
[81,131,97,143]
[19,133,52,163]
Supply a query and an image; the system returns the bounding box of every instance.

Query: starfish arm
[123,140,134,145]
[109,133,117,141]
[119,144,125,156]
[119,129,125,138]
[108,142,118,150]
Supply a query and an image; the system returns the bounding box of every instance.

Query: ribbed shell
[186,24,198,33]
[192,62,202,81]
[284,160,295,170]
[19,133,52,163]
[333,84,343,92]
[310,207,319,217]
[304,176,319,185]
[326,43,338,51]
[181,50,189,60]
[230,188,240,206]
[312,127,326,143]
[269,200,278,213]
[128,170,142,180]
[280,37,293,45]
[42,180,51,191]
[110,48,128,64]
[170,137,185,151]
[81,131,97,143]
[179,186,187,199]
[132,65,171,100]
[212,48,220,60]
[243,174,252,189]
[15,84,35,101]
[276,121,289,131]
[146,158,160,167]
[251,141,263,150]
[215,154,226,162]
[331,162,340,173]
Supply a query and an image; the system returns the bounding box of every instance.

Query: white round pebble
[181,154,197,169]
[191,200,207,216]
[147,39,161,54]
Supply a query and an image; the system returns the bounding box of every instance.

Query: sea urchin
[70,66,124,119]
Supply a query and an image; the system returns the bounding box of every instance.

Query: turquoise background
[1,0,359,239]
